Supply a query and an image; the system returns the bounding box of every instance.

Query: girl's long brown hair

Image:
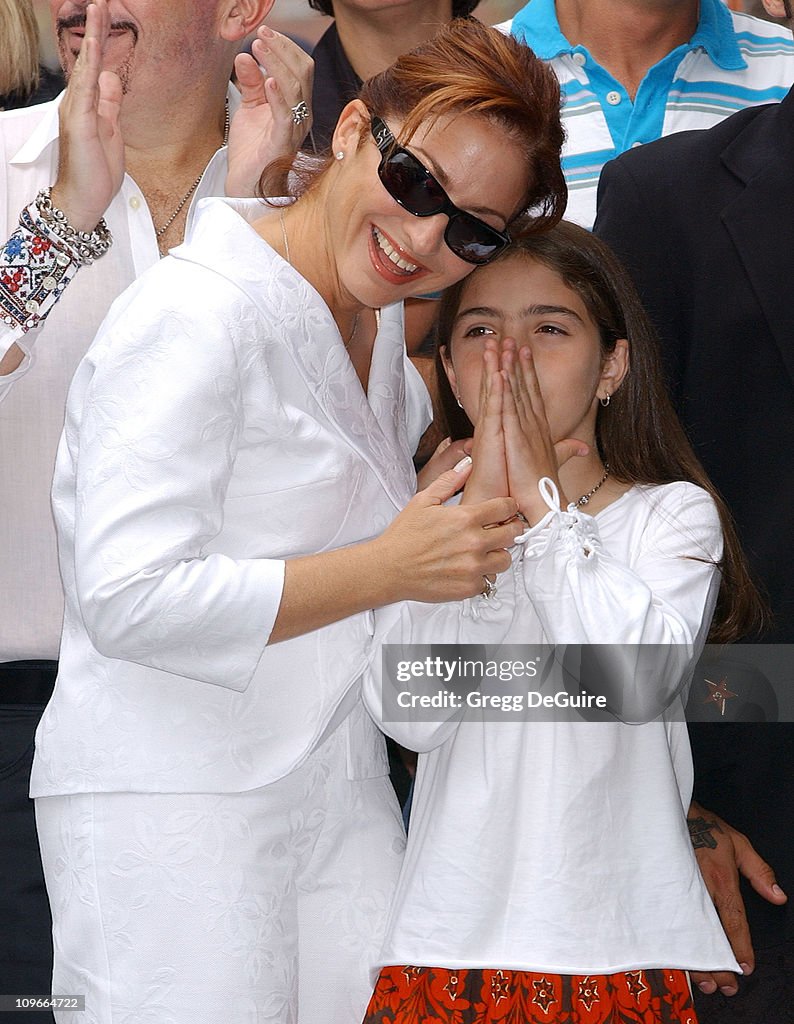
[436,221,765,643]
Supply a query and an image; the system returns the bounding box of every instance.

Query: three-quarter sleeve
[67,283,285,691]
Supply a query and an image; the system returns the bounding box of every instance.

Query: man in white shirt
[0,0,311,1009]
[499,0,794,228]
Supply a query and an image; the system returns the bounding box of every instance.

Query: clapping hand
[227,27,314,197]
[52,0,124,232]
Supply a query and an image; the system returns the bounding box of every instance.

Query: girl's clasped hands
[460,336,591,524]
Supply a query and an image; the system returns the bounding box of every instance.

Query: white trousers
[35,722,405,1024]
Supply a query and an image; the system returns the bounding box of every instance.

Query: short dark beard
[56,13,139,94]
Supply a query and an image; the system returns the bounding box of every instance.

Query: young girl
[362,222,761,1024]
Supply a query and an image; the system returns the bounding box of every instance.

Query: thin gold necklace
[279,209,360,347]
[156,100,229,253]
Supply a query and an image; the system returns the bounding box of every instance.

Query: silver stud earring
[336,151,344,161]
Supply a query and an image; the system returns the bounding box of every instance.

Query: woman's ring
[481,574,497,599]
[291,100,310,126]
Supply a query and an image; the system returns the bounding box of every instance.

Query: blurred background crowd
[5,0,788,105]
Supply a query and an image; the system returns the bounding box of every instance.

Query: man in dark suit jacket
[595,85,794,1023]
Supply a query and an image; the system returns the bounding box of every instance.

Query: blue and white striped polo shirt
[499,0,794,227]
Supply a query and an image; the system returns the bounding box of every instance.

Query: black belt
[0,660,57,704]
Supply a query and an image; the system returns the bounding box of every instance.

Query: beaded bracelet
[0,191,113,335]
[33,187,112,265]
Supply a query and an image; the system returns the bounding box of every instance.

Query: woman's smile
[370,225,426,281]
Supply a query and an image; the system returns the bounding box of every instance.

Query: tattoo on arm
[688,815,724,850]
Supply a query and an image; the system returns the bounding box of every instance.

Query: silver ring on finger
[290,100,310,126]
[481,574,497,600]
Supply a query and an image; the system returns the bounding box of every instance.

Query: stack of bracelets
[0,187,112,336]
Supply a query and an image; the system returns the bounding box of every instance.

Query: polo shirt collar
[510,0,570,59]
[690,0,746,71]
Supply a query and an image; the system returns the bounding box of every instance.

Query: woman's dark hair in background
[307,0,479,20]
[436,221,765,643]
[262,19,567,235]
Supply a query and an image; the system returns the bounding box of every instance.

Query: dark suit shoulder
[602,100,779,188]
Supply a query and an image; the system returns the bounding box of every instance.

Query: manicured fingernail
[453,455,472,472]
[698,982,716,993]
[738,963,751,974]
[259,24,275,35]
[719,986,738,996]
[772,884,786,896]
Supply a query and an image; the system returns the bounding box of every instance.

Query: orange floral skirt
[363,965,698,1024]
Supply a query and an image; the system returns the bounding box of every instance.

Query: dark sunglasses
[370,115,511,265]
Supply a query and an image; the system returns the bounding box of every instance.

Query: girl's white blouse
[31,198,430,797]
[364,482,740,975]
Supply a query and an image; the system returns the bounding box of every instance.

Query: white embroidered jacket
[32,197,430,797]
